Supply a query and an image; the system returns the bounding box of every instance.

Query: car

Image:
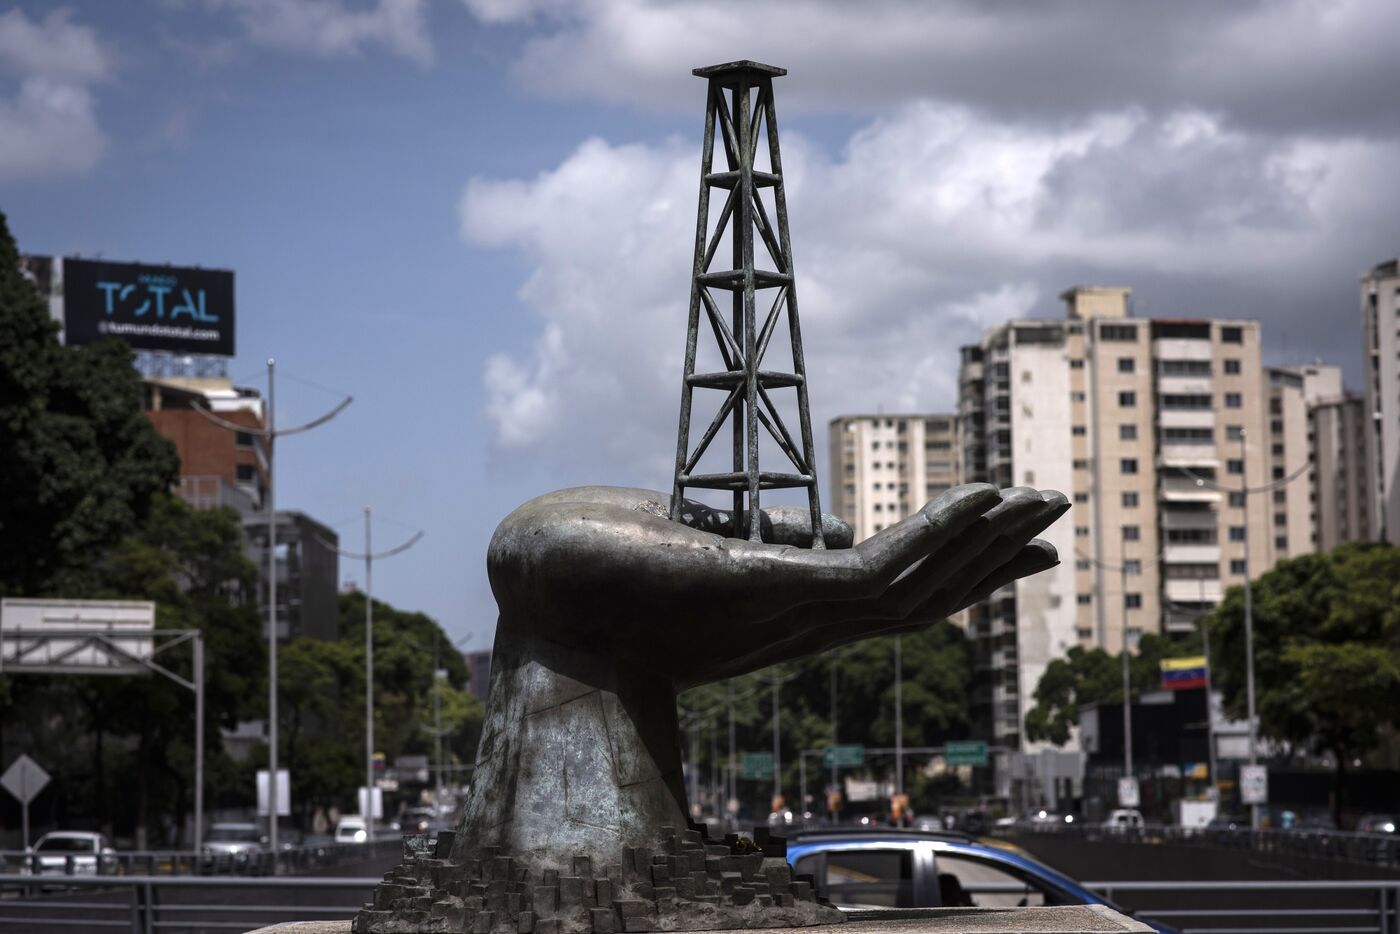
[784,827,1179,933]
[1102,809,1144,831]
[336,816,369,843]
[202,822,266,864]
[27,831,115,875]
[1356,814,1397,835]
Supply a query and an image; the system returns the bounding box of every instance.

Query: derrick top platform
[693,60,787,79]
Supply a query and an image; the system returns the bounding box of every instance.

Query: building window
[1273,466,1285,479]
[873,503,883,512]
[1122,525,1140,541]
[235,431,255,448]
[1275,535,1288,550]
[1229,526,1246,542]
[1077,593,1092,605]
[1118,357,1136,373]
[1124,593,1142,609]
[1274,513,1287,527]
[1070,359,1085,369]
[235,464,256,482]
[1224,359,1241,375]
[1074,492,1089,503]
[1101,324,1138,341]
[1121,458,1139,474]
[1119,391,1137,407]
[1075,559,1091,571]
[1072,425,1087,436]
[1071,391,1086,402]
[1230,559,1247,575]
[1123,559,1142,575]
[1122,492,1139,507]
[871,441,880,451]
[1120,424,1137,441]
[1075,526,1090,538]
[1226,425,1244,441]
[1227,459,1244,474]
[1073,458,1089,469]
[1221,326,1244,343]
[1224,392,1243,408]
[1228,491,1245,507]
[1273,489,1287,504]
[1076,628,1094,640]
[1271,443,1284,456]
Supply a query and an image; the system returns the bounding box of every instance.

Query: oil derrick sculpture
[671,62,824,547]
[356,62,1068,934]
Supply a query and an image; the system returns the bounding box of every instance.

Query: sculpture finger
[848,483,1001,594]
[950,540,1059,612]
[871,489,1064,620]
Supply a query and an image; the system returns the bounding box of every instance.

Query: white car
[1102,809,1145,831]
[335,816,368,844]
[202,822,265,862]
[27,831,115,875]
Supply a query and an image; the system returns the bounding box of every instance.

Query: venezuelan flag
[1161,656,1208,690]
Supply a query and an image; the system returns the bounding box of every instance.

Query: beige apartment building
[828,414,959,543]
[1363,259,1400,541]
[956,287,1304,750]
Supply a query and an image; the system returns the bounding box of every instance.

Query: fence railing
[997,823,1400,872]
[0,837,402,878]
[0,873,375,933]
[1086,879,1400,934]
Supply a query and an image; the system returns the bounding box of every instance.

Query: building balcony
[1153,338,1213,361]
[1159,478,1222,503]
[1155,375,1213,396]
[1158,444,1220,468]
[1164,577,1222,604]
[1158,409,1216,430]
[1163,543,1221,564]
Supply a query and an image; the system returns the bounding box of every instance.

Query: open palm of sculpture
[450,483,1067,869]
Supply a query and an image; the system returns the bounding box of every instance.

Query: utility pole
[894,636,904,797]
[727,678,736,831]
[193,359,350,861]
[1181,429,1309,831]
[1121,562,1132,780]
[1200,576,1220,801]
[320,510,422,843]
[771,668,781,808]
[829,660,838,821]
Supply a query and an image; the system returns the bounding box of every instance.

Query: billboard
[1,598,155,674]
[61,257,235,356]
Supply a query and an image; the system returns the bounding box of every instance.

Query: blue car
[784,828,1177,933]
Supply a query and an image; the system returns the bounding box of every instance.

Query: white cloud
[221,0,433,64]
[460,0,1400,137]
[461,95,1400,489]
[0,8,110,180]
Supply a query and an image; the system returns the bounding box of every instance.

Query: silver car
[27,831,115,875]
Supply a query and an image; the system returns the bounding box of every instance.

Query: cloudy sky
[3,0,1398,644]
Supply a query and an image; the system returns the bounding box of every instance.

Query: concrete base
[248,906,1153,934]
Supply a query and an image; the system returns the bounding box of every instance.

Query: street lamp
[194,359,351,859]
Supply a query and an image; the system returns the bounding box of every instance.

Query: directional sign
[945,741,988,767]
[823,745,864,768]
[741,752,774,780]
[1,754,50,805]
[1240,765,1268,805]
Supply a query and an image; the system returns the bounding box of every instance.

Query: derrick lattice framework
[670,61,825,547]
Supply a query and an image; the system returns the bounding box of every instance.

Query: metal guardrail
[996,823,1400,871]
[0,874,1396,934]
[0,873,374,933]
[1086,879,1400,934]
[0,838,402,878]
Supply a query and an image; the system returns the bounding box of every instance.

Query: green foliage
[678,621,973,816]
[1203,543,1400,768]
[0,211,180,597]
[1024,632,1201,746]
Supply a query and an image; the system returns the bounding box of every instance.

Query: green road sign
[944,740,988,767]
[741,752,774,780]
[822,745,864,768]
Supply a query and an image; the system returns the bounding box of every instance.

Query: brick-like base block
[353,824,842,934]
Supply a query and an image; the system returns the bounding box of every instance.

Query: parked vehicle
[335,816,369,843]
[785,827,1178,933]
[1102,809,1144,831]
[26,831,115,875]
[202,822,266,866]
[1355,814,1396,834]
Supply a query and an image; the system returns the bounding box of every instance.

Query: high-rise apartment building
[828,414,960,543]
[1310,393,1374,550]
[1362,260,1400,541]
[956,287,1306,749]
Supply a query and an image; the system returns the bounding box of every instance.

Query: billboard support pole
[192,359,351,864]
[194,632,204,854]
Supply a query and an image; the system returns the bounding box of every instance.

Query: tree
[0,211,180,597]
[1024,632,1200,746]
[1203,543,1400,825]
